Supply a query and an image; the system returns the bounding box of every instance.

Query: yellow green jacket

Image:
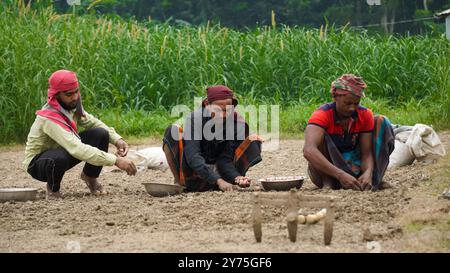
[23,110,121,169]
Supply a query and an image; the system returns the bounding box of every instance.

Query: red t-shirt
[307,102,374,153]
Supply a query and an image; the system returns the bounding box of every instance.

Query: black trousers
[27,128,110,192]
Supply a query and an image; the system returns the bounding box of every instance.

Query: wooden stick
[252,193,262,243]
[251,190,335,245]
[257,197,288,207]
[297,201,330,208]
[297,195,333,202]
[256,192,289,199]
[286,189,299,243]
[323,200,335,245]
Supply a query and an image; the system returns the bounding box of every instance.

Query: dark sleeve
[183,115,221,185]
[216,141,241,183]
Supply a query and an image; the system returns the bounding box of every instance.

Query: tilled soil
[0,133,449,253]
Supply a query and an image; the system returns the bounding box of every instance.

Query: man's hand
[115,139,129,157]
[337,171,362,191]
[115,157,137,176]
[248,134,264,142]
[217,179,234,192]
[235,176,251,188]
[358,171,373,191]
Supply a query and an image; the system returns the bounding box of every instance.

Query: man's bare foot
[46,184,62,199]
[379,181,393,190]
[322,177,338,190]
[81,173,108,196]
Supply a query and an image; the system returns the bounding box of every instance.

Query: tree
[28,0,450,34]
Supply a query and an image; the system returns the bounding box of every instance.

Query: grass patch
[404,222,427,233]
[80,98,450,142]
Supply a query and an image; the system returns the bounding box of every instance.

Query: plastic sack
[388,140,415,169]
[405,124,446,162]
[126,147,169,171]
[395,131,411,143]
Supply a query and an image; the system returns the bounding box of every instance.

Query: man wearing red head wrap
[163,85,263,192]
[24,70,137,198]
[303,74,394,191]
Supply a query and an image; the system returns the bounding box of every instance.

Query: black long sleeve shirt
[183,108,246,185]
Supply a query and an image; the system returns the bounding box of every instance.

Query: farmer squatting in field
[303,74,395,191]
[163,85,263,192]
[23,71,395,196]
[23,70,137,198]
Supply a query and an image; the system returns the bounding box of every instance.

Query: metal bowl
[142,183,184,197]
[259,176,305,191]
[0,188,37,202]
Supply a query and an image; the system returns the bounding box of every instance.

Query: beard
[57,98,78,111]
